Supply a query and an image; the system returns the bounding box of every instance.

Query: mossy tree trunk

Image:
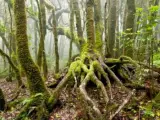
[68,0,74,65]
[104,1,110,56]
[8,3,14,82]
[34,21,38,60]
[94,0,103,52]
[124,0,136,57]
[14,1,56,119]
[52,9,59,73]
[37,0,48,79]
[86,0,95,51]
[73,1,84,47]
[14,0,49,96]
[107,0,117,57]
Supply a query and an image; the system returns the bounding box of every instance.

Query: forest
[0,0,160,119]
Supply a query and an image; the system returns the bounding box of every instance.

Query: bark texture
[14,0,49,95]
[108,0,117,56]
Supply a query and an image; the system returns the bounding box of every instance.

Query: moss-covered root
[78,62,110,119]
[93,61,113,99]
[79,73,102,117]
[101,62,129,92]
[0,88,5,111]
[15,93,49,120]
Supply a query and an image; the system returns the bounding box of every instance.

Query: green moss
[86,1,95,51]
[94,0,103,52]
[52,9,59,73]
[16,93,49,120]
[73,1,84,47]
[14,0,49,95]
[54,73,61,80]
[95,23,103,52]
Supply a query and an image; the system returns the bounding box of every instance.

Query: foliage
[118,5,160,61]
[153,51,160,67]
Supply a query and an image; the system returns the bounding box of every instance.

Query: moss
[68,60,81,73]
[68,0,74,65]
[154,92,160,102]
[86,0,95,51]
[16,93,49,120]
[54,73,61,80]
[14,0,49,95]
[73,1,84,47]
[47,95,57,111]
[36,0,48,78]
[94,0,103,52]
[95,25,103,52]
[107,0,117,56]
[52,9,59,73]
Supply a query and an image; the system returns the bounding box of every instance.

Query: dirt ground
[0,76,160,120]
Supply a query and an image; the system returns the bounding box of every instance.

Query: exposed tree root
[50,52,137,119]
[14,54,156,119]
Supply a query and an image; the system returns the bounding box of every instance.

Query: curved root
[49,53,134,119]
[79,73,102,116]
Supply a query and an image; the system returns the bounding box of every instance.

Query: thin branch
[109,89,135,120]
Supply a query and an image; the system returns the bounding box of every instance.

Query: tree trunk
[73,1,84,47]
[52,9,59,73]
[68,0,74,65]
[14,0,49,95]
[36,0,48,79]
[108,0,117,57]
[86,0,95,51]
[124,0,136,57]
[94,0,103,52]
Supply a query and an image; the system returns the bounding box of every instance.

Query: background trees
[0,0,160,119]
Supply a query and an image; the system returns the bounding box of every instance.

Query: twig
[71,71,78,94]
[109,89,136,120]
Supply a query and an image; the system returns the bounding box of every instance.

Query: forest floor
[0,74,160,120]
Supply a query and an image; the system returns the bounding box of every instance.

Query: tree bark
[68,0,74,65]
[94,0,103,52]
[108,0,117,57]
[14,0,49,95]
[52,9,59,73]
[36,0,48,79]
[86,0,95,51]
[124,0,136,57]
[73,1,84,47]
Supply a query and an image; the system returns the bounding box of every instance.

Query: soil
[0,74,160,120]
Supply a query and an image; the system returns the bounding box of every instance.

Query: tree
[52,8,60,73]
[94,0,103,52]
[36,0,48,79]
[124,0,136,57]
[14,0,54,119]
[73,1,84,47]
[0,0,159,119]
[107,0,117,57]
